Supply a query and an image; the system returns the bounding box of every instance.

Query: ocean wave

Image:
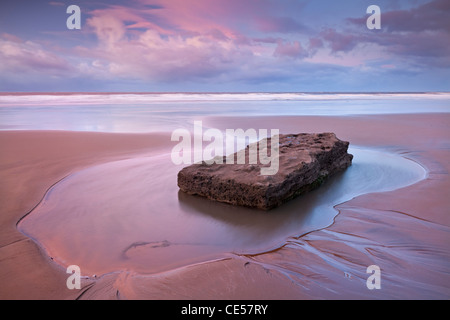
[1,92,449,106]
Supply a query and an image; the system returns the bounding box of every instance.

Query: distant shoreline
[1,91,449,96]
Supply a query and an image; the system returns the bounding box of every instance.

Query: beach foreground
[0,113,449,299]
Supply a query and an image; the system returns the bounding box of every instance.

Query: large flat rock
[177,133,353,210]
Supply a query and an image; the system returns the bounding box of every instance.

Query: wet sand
[1,113,449,299]
[16,147,425,278]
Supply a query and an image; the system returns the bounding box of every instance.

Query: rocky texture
[177,133,353,210]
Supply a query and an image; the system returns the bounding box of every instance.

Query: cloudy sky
[0,0,449,92]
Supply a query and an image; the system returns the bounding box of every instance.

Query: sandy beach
[0,113,449,300]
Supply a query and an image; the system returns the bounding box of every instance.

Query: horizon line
[1,91,449,95]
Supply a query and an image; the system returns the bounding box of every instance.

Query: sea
[0,92,449,132]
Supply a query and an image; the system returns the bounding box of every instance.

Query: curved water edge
[17,146,427,277]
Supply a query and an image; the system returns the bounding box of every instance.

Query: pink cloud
[6,0,443,88]
[308,37,324,50]
[88,15,126,47]
[318,0,450,69]
[273,41,308,59]
[381,64,396,69]
[79,1,397,82]
[132,0,251,40]
[82,19,251,82]
[320,28,359,53]
[0,34,72,75]
[79,1,278,82]
[1,32,22,43]
[131,0,307,39]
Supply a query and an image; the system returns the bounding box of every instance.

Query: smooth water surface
[18,147,426,276]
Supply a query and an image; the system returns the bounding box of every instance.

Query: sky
[0,0,449,92]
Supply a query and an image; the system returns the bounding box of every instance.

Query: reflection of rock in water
[178,133,353,210]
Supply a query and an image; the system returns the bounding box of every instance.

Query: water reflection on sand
[18,147,426,276]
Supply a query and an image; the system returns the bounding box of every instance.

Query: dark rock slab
[177,133,353,210]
